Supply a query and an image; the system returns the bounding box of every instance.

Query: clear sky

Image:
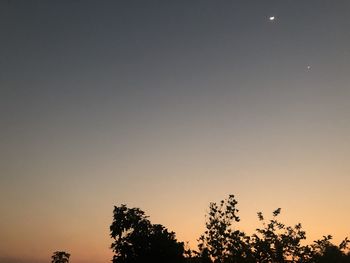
[1,1,350,262]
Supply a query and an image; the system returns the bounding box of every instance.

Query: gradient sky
[1,1,350,262]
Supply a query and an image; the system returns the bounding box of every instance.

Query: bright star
[269,16,275,21]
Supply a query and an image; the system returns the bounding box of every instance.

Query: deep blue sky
[1,1,350,263]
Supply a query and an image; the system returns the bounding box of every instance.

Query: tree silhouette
[51,251,70,263]
[108,196,349,263]
[110,204,185,263]
[197,195,349,263]
[309,235,350,263]
[198,194,253,263]
[251,208,307,263]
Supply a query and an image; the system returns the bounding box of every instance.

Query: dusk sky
[1,1,350,263]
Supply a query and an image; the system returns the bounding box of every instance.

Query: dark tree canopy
[110,204,185,263]
[51,251,70,263]
[109,196,349,263]
[196,195,350,263]
[198,194,253,263]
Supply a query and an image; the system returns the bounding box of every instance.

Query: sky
[1,1,350,262]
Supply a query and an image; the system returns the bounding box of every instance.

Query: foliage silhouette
[51,251,70,263]
[198,194,253,263]
[250,208,307,263]
[196,195,350,263]
[109,196,349,263]
[110,204,185,263]
[308,235,350,263]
